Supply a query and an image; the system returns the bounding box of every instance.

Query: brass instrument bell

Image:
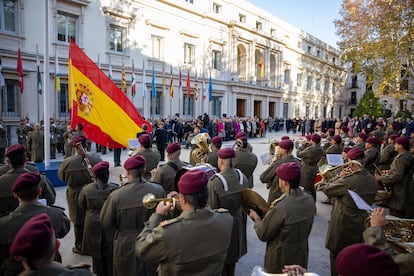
[142,193,176,210]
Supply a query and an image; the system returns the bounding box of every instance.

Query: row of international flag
[116,60,214,101]
[5,46,214,102]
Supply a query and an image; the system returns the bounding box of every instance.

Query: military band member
[250,162,315,274]
[207,148,249,276]
[150,142,187,193]
[135,134,160,181]
[340,126,350,139]
[363,137,379,175]
[375,136,414,218]
[27,123,44,163]
[322,147,377,276]
[50,118,58,159]
[235,131,253,152]
[234,134,258,188]
[260,139,300,203]
[9,214,92,275]
[354,133,367,150]
[0,172,70,275]
[136,170,234,276]
[296,134,324,201]
[78,161,118,276]
[0,120,7,163]
[100,155,165,276]
[378,134,398,170]
[373,122,386,145]
[63,125,74,158]
[0,144,56,217]
[203,136,222,171]
[318,135,343,167]
[58,135,102,254]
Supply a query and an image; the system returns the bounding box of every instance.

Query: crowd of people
[0,112,414,275]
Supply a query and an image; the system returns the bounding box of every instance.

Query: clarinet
[75,142,94,179]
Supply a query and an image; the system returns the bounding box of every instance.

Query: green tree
[335,0,414,96]
[353,90,384,117]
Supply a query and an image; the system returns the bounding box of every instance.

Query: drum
[174,164,218,192]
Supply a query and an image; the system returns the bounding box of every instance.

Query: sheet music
[260,153,272,165]
[128,138,140,149]
[348,189,373,211]
[326,154,344,166]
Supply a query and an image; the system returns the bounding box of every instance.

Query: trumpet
[314,160,364,188]
[142,193,176,210]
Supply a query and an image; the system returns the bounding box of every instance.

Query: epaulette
[215,208,229,213]
[160,217,182,227]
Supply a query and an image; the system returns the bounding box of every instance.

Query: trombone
[142,193,176,211]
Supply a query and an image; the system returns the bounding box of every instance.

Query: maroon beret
[218,147,236,159]
[320,133,327,139]
[211,136,222,144]
[377,122,384,128]
[341,126,349,132]
[279,139,293,150]
[6,144,26,158]
[138,134,151,145]
[328,128,335,135]
[124,155,146,170]
[395,136,410,146]
[178,170,208,195]
[388,134,399,141]
[10,213,54,259]
[305,135,312,141]
[281,136,290,140]
[366,137,378,145]
[311,134,321,144]
[166,142,181,154]
[73,135,86,145]
[336,244,399,276]
[343,146,352,154]
[347,148,365,160]
[235,132,247,140]
[333,135,342,144]
[92,161,109,173]
[12,172,41,193]
[358,133,368,140]
[276,162,301,182]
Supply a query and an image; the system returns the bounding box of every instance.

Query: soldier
[322,147,377,276]
[363,137,379,175]
[9,214,92,275]
[58,135,102,254]
[318,135,343,167]
[260,139,301,204]
[235,131,253,152]
[0,119,7,163]
[150,142,187,193]
[375,136,414,218]
[50,118,58,159]
[249,162,315,274]
[100,155,165,276]
[354,133,367,150]
[296,134,324,201]
[78,161,118,276]
[0,144,56,217]
[136,170,233,276]
[63,125,74,158]
[378,134,398,170]
[0,172,70,275]
[340,126,350,139]
[203,136,222,171]
[154,121,167,161]
[16,119,27,146]
[56,119,66,154]
[234,134,258,189]
[27,123,44,162]
[207,148,249,276]
[135,134,160,180]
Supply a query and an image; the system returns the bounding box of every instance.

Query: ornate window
[57,11,78,43]
[0,0,18,33]
[109,24,126,53]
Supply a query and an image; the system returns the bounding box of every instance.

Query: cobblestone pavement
[54,130,331,276]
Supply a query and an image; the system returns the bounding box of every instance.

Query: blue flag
[152,66,156,98]
[208,73,213,101]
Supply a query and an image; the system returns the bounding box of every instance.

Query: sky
[248,0,343,47]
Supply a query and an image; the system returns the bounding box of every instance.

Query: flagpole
[36,44,40,123]
[54,45,57,120]
[43,0,51,167]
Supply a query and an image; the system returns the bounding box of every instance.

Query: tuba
[269,139,282,162]
[190,133,210,164]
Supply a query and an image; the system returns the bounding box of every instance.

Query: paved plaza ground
[53,130,331,276]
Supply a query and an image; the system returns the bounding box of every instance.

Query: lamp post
[383,99,388,118]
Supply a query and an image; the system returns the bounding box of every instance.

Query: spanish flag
[68,41,151,149]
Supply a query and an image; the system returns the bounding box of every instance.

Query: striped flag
[169,66,174,98]
[131,60,136,97]
[121,62,127,94]
[68,41,151,148]
[194,70,199,101]
[162,63,166,97]
[151,66,156,98]
[55,53,61,92]
[209,71,213,101]
[142,61,147,98]
[36,45,42,95]
[186,69,190,98]
[17,48,24,93]
[179,68,182,99]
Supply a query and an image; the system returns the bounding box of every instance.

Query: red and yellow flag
[68,41,151,149]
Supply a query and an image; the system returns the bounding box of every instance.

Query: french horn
[190,133,210,164]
